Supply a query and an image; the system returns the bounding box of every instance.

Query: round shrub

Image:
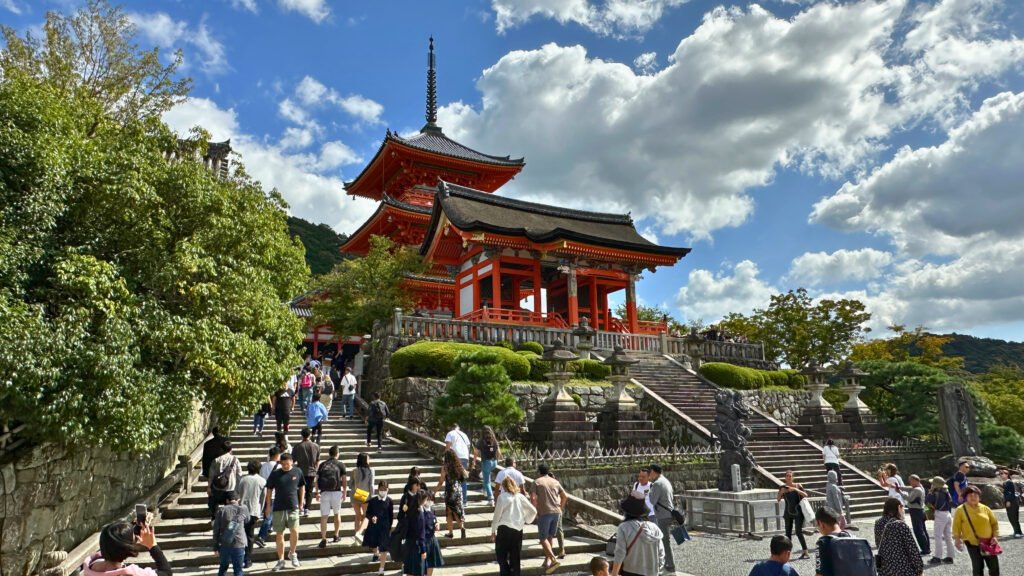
[699,362,764,389]
[516,341,544,355]
[570,359,612,381]
[979,423,1024,464]
[390,341,530,380]
[528,356,550,381]
[496,340,515,350]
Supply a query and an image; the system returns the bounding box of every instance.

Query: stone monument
[938,381,997,476]
[713,389,757,491]
[797,360,850,437]
[524,340,601,451]
[837,361,886,438]
[596,346,660,449]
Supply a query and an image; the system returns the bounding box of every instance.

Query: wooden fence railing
[510,444,720,470]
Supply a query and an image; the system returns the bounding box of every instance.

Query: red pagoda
[329,38,689,348]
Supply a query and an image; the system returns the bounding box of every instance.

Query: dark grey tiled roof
[391,127,525,167]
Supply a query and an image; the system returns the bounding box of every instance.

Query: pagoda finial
[424,37,438,130]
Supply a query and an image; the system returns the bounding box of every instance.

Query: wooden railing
[384,308,766,364]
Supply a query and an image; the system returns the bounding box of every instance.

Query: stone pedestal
[525,372,601,451]
[597,375,660,449]
[683,489,784,535]
[798,382,850,437]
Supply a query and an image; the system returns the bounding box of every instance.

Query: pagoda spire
[423,37,439,131]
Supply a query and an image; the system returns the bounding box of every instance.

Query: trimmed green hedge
[698,362,806,390]
[390,341,531,380]
[516,341,544,355]
[572,359,611,380]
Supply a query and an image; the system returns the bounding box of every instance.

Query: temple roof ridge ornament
[423,36,439,132]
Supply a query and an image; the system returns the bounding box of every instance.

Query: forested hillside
[287,216,349,276]
[942,333,1024,373]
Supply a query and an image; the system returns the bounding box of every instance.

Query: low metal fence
[509,445,721,471]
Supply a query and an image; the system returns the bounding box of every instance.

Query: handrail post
[392,307,403,336]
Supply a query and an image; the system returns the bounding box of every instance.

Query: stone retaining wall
[556,462,719,518]
[843,450,951,482]
[383,377,701,446]
[739,390,812,426]
[0,403,210,576]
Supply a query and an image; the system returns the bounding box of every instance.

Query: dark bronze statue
[714,389,757,491]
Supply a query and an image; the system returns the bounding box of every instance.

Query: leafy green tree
[851,325,964,370]
[979,423,1024,463]
[856,361,953,438]
[286,215,350,276]
[312,235,424,336]
[716,289,871,367]
[432,350,525,437]
[0,2,307,452]
[972,364,1024,437]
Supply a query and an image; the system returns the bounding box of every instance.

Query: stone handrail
[367,402,624,525]
[49,432,211,576]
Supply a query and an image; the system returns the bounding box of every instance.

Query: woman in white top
[879,463,906,504]
[491,476,537,576]
[822,438,843,485]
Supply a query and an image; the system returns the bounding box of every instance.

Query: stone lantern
[573,316,596,359]
[603,345,640,408]
[683,327,705,369]
[598,345,659,449]
[526,340,602,450]
[797,360,851,437]
[836,361,883,437]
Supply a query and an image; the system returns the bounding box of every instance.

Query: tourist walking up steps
[265,453,305,571]
[611,494,664,576]
[925,475,956,565]
[366,392,390,452]
[352,452,376,542]
[292,428,320,516]
[341,366,358,419]
[252,403,270,439]
[492,475,537,576]
[748,535,799,576]
[444,423,472,504]
[903,475,931,556]
[822,439,842,486]
[85,522,172,576]
[236,462,266,568]
[496,457,526,493]
[999,469,1023,538]
[648,463,679,575]
[475,425,502,505]
[298,369,314,412]
[317,445,347,548]
[319,368,335,413]
[532,463,568,574]
[272,382,294,433]
[208,442,241,519]
[953,485,1001,576]
[202,428,229,481]
[212,491,249,576]
[364,480,395,574]
[435,448,467,539]
[824,471,846,530]
[404,490,444,576]
[393,477,422,565]
[778,471,810,560]
[306,394,328,444]
[874,498,924,576]
[256,447,282,546]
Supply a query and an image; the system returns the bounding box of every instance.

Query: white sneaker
[272,560,285,572]
[290,552,300,567]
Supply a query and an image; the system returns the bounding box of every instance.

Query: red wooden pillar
[625,275,639,333]
[588,276,598,325]
[533,261,542,315]
[312,326,320,356]
[567,265,579,326]
[493,257,502,311]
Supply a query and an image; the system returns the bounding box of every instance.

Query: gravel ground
[668,509,1022,576]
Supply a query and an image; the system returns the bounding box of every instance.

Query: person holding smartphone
[83,520,172,576]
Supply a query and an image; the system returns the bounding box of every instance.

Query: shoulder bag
[963,506,1003,556]
[624,520,646,559]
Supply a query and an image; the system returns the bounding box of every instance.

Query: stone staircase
[148,408,605,575]
[629,357,889,519]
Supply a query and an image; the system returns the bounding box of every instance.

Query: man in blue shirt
[749,535,799,576]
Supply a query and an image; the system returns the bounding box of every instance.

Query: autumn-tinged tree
[0,1,307,452]
[851,325,965,370]
[312,235,425,336]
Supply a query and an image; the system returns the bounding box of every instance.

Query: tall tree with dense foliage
[0,1,308,452]
[717,288,871,367]
[851,325,965,370]
[432,350,525,437]
[312,234,424,336]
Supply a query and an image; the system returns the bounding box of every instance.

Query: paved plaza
[667,509,1021,576]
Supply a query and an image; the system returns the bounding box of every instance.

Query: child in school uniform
[419,491,443,575]
[364,480,395,574]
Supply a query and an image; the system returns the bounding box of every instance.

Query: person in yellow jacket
[952,485,1001,576]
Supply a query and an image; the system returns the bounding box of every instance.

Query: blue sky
[5,0,1024,340]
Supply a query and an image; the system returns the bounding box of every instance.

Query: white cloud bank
[676,261,776,323]
[128,12,229,76]
[492,0,689,37]
[788,249,893,286]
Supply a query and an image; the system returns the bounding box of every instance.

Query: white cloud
[788,248,893,286]
[675,260,776,323]
[289,75,384,126]
[279,126,315,150]
[227,0,258,13]
[492,0,688,37]
[128,12,229,75]
[278,0,330,23]
[1,0,22,15]
[633,51,658,74]
[442,0,1024,242]
[163,98,374,233]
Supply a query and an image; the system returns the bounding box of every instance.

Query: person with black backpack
[208,442,242,519]
[212,491,249,576]
[317,445,347,548]
[814,507,875,576]
[366,392,390,453]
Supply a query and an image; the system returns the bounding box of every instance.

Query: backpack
[218,505,242,548]
[318,460,342,492]
[322,379,335,396]
[824,534,876,576]
[301,373,313,389]
[212,457,237,491]
[370,400,387,422]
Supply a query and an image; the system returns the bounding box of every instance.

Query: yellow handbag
[353,488,369,503]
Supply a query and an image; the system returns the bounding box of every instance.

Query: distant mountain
[941,333,1024,373]
[287,216,350,276]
